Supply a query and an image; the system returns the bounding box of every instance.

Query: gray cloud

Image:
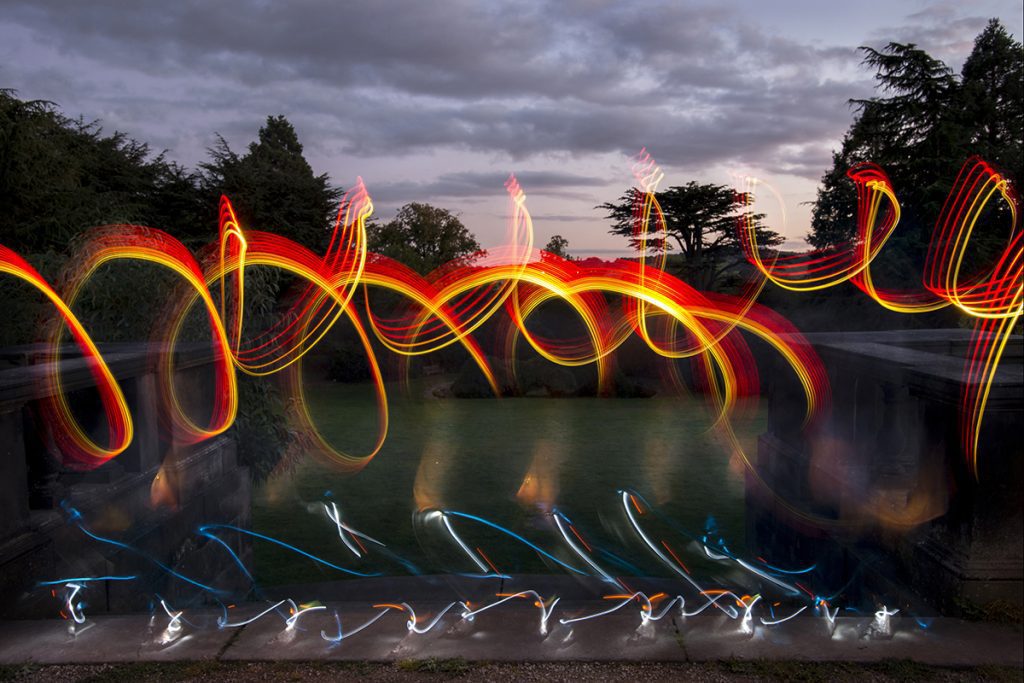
[1,0,1017,245]
[529,214,601,223]
[367,169,609,203]
[1,0,876,177]
[866,3,999,68]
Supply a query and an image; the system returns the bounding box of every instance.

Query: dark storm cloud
[3,0,1005,185]
[367,170,609,203]
[3,1,613,99]
[529,214,599,223]
[866,3,997,67]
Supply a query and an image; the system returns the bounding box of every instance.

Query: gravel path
[1,660,1020,682]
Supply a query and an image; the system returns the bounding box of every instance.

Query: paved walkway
[1,603,1020,667]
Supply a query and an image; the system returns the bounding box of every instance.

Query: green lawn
[251,380,765,586]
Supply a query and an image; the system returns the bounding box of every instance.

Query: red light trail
[0,154,1016,482]
[739,157,1020,476]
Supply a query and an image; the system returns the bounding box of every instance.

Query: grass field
[251,380,765,586]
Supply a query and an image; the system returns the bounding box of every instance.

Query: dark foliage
[544,234,571,259]
[809,20,1023,252]
[0,89,206,252]
[366,202,482,275]
[199,116,342,250]
[0,94,347,483]
[599,182,780,291]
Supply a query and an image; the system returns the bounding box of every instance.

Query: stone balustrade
[749,329,1023,613]
[0,344,251,618]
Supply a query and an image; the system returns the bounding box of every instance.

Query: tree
[367,202,482,274]
[0,89,211,343]
[544,234,571,259]
[808,20,1023,250]
[960,19,1024,186]
[0,94,328,483]
[0,89,202,254]
[599,182,778,290]
[808,42,958,251]
[200,115,341,249]
[197,116,346,482]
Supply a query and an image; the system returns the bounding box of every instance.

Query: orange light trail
[740,157,1021,477]
[0,156,828,494]
[5,154,1009,485]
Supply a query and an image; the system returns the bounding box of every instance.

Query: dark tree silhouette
[201,115,342,249]
[808,20,1022,251]
[544,234,571,259]
[367,202,482,274]
[599,182,778,290]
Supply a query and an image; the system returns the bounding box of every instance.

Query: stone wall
[0,344,251,618]
[748,329,1023,614]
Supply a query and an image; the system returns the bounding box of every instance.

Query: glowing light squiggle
[740,158,1021,476]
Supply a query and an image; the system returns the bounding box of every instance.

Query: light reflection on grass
[252,379,764,586]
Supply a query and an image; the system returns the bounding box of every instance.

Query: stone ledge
[0,610,1019,666]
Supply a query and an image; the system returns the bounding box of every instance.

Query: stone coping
[792,329,1023,407]
[0,342,220,409]
[0,608,1019,666]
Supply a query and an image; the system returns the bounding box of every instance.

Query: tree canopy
[0,97,339,483]
[0,89,203,253]
[544,234,571,259]
[808,19,1023,250]
[599,182,779,290]
[367,202,482,274]
[200,115,342,249]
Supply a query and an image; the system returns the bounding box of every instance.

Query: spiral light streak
[461,591,560,635]
[2,156,1011,475]
[51,586,899,645]
[740,157,1021,476]
[63,583,86,624]
[1,158,831,487]
[324,502,385,558]
[7,156,1012,647]
[761,605,808,626]
[374,601,470,634]
[45,490,916,642]
[217,600,288,629]
[284,601,328,631]
[321,608,393,643]
[198,524,380,578]
[559,592,656,626]
[552,511,619,586]
[60,227,239,448]
[159,599,184,634]
[0,245,132,467]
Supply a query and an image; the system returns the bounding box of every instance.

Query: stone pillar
[117,372,161,473]
[0,410,29,540]
[749,330,1022,614]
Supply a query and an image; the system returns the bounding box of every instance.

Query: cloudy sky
[1,0,1020,255]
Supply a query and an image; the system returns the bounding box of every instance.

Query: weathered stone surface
[0,410,29,539]
[749,329,1023,614]
[0,608,1020,666]
[0,344,250,619]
